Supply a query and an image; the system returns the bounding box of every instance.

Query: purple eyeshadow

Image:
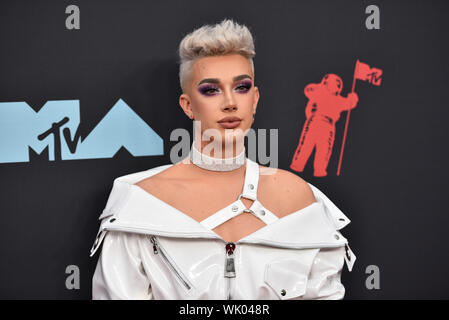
[236,80,252,93]
[198,84,219,96]
[197,80,253,96]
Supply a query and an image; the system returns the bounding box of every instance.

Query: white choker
[189,142,246,172]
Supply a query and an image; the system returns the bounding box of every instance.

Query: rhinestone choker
[189,142,246,172]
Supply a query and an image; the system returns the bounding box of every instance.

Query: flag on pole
[337,59,383,176]
[354,60,383,86]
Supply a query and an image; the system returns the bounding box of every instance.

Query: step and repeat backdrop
[0,0,448,299]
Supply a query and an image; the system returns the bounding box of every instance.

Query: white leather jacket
[90,158,356,300]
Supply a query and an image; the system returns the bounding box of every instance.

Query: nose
[223,104,237,112]
[222,90,238,112]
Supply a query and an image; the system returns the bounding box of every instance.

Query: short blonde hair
[178,19,256,93]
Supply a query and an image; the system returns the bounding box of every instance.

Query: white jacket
[90,158,356,300]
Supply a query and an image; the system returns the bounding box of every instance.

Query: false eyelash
[236,80,253,90]
[236,83,252,91]
[198,85,220,95]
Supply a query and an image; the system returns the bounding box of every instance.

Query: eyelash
[199,82,252,96]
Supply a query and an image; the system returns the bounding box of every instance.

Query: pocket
[264,252,318,300]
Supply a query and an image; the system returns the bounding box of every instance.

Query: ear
[179,93,193,118]
[252,86,260,114]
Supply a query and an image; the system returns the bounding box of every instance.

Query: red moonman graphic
[290,60,382,177]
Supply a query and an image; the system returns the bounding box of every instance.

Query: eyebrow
[197,74,252,86]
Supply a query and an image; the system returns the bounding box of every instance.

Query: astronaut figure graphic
[290,74,359,177]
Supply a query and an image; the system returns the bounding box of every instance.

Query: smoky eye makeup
[197,80,253,96]
[235,80,252,92]
[198,84,220,96]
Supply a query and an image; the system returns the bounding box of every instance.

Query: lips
[218,116,242,129]
[218,116,242,123]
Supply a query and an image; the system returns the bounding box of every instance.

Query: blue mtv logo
[0,98,163,163]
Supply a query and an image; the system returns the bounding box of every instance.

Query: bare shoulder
[134,163,186,196]
[258,164,317,217]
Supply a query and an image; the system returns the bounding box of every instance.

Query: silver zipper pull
[224,242,236,278]
[150,236,159,254]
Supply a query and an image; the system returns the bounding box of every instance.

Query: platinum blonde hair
[178,19,256,93]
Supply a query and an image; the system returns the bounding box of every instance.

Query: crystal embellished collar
[189,142,246,172]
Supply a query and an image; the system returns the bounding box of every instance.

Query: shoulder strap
[239,158,259,201]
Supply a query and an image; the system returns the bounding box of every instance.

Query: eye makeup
[198,84,220,96]
[197,80,253,97]
[235,80,252,93]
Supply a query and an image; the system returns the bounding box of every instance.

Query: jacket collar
[97,163,351,248]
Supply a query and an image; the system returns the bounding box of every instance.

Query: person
[90,19,356,300]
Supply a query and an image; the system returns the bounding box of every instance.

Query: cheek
[193,101,218,125]
[191,96,216,115]
[237,91,256,111]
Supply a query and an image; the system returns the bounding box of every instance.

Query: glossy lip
[218,116,242,123]
[217,116,242,129]
[218,120,241,129]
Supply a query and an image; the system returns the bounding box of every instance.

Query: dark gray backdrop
[0,0,448,299]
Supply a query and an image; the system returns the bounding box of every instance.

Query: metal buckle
[242,208,254,214]
[238,194,256,215]
[238,193,254,201]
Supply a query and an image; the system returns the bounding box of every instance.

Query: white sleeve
[92,231,153,300]
[301,246,347,300]
[302,183,356,300]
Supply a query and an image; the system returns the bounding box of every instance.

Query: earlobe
[179,93,192,115]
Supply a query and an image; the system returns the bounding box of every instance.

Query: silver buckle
[238,193,253,201]
[242,208,254,214]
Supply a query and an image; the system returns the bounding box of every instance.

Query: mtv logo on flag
[354,60,383,86]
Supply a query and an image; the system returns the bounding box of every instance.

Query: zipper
[150,235,192,291]
[224,242,236,300]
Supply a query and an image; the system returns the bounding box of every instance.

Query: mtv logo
[0,98,164,164]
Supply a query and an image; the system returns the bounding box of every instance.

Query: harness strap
[200,158,279,230]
